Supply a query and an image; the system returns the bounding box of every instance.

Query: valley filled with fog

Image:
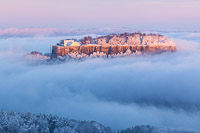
[0,31,200,131]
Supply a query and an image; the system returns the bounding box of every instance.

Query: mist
[0,34,200,131]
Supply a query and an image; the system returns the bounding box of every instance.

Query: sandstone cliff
[52,33,176,57]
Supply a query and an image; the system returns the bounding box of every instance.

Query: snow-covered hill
[120,125,196,133]
[0,111,197,133]
[0,111,111,133]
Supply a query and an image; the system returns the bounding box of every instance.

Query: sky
[0,0,200,30]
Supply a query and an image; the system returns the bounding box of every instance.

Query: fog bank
[0,37,200,131]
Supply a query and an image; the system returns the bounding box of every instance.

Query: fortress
[51,33,176,57]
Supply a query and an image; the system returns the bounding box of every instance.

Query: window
[67,42,73,46]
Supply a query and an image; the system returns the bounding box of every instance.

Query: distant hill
[0,110,111,133]
[0,110,197,133]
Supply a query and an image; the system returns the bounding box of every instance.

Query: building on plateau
[59,39,81,47]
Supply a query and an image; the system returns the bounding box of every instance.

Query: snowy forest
[0,111,196,133]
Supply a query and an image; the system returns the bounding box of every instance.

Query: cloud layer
[0,27,135,39]
[0,36,200,131]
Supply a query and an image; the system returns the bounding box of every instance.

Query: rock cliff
[52,33,176,57]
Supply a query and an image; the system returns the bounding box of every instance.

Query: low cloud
[0,37,200,131]
[0,27,133,38]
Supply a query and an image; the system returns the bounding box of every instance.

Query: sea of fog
[0,32,200,131]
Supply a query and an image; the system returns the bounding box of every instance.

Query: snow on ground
[0,110,197,133]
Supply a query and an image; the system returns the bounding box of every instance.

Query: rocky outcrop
[52,45,176,57]
[52,33,176,57]
[26,51,50,61]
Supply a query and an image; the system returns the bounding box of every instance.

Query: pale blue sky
[0,0,200,30]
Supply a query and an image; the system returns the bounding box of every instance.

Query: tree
[80,36,93,45]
